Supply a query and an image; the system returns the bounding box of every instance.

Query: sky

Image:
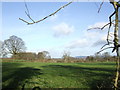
[1,1,119,58]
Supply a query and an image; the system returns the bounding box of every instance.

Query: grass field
[2,61,116,89]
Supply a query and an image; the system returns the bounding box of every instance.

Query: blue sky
[2,2,118,58]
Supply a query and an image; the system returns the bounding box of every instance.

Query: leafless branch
[25,11,35,23]
[101,10,116,50]
[87,20,115,31]
[24,0,35,23]
[101,42,113,49]
[24,0,30,15]
[19,1,73,25]
[109,11,116,28]
[87,17,115,53]
[98,0,104,13]
[97,47,114,54]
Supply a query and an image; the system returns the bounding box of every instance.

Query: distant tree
[37,52,44,60]
[62,51,71,62]
[102,52,111,61]
[102,52,110,57]
[2,35,26,56]
[42,51,51,59]
[0,41,7,58]
[37,51,51,60]
[86,56,94,61]
[94,53,102,61]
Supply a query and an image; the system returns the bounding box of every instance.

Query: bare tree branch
[97,47,114,54]
[19,1,73,25]
[109,11,116,28]
[101,10,116,50]
[87,20,115,31]
[25,11,35,23]
[98,0,104,13]
[24,0,30,15]
[23,0,36,23]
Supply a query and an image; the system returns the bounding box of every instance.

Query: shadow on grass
[76,62,116,66]
[2,62,42,89]
[42,65,115,89]
[2,62,116,89]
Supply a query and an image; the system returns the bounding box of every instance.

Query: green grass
[2,61,116,89]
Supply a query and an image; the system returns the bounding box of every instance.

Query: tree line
[0,35,117,62]
[0,35,51,60]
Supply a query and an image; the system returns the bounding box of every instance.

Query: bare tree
[102,52,111,61]
[62,51,71,62]
[0,41,7,58]
[3,35,26,56]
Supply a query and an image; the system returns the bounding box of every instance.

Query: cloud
[53,22,74,37]
[92,36,107,46]
[65,39,88,49]
[93,40,106,47]
[84,31,100,39]
[92,31,115,47]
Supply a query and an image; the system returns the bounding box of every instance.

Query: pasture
[2,61,116,89]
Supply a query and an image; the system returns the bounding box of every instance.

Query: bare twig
[24,0,30,15]
[87,27,101,30]
[97,47,114,54]
[24,0,35,23]
[25,11,35,23]
[87,20,115,31]
[98,0,104,13]
[19,1,73,25]
[101,42,113,49]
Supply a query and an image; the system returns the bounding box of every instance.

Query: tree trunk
[114,3,120,89]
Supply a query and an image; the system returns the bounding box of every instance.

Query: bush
[12,52,36,61]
